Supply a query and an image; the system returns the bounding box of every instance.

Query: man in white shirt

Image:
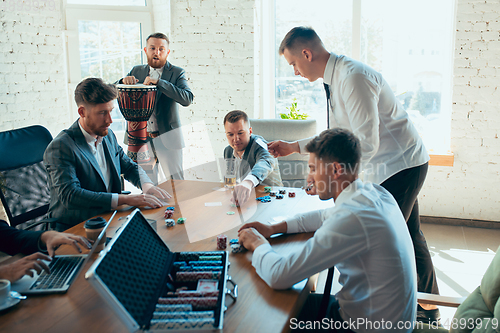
[239,129,417,333]
[223,110,282,205]
[267,26,439,322]
[44,78,170,231]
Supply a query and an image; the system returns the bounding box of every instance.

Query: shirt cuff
[284,216,301,234]
[111,193,118,209]
[243,174,259,187]
[297,137,313,154]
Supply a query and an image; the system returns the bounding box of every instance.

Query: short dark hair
[146,32,170,45]
[74,77,118,106]
[305,128,361,175]
[279,26,323,56]
[223,110,250,126]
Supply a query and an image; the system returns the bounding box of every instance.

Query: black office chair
[0,125,58,230]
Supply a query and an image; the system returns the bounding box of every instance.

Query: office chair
[250,119,317,188]
[0,125,58,230]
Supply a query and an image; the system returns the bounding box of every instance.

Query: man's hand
[40,231,92,257]
[142,183,172,201]
[232,180,253,205]
[118,193,166,209]
[122,76,139,85]
[0,253,51,282]
[238,222,276,238]
[143,77,159,85]
[267,140,300,157]
[238,227,269,252]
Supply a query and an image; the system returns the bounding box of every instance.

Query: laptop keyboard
[30,256,84,290]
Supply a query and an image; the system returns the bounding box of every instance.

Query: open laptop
[12,211,116,295]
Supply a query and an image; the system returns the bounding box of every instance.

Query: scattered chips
[177,217,186,224]
[229,239,239,245]
[269,191,277,197]
[166,206,175,211]
[164,210,174,219]
[226,211,235,215]
[276,194,284,200]
[288,192,296,197]
[165,219,175,227]
[264,186,272,193]
[217,234,227,250]
[279,189,286,195]
[231,243,245,253]
[256,196,271,203]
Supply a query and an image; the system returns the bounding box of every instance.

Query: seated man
[223,110,282,204]
[44,77,171,231]
[239,129,417,333]
[0,219,91,282]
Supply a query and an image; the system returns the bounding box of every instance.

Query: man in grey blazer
[119,32,194,181]
[44,78,170,231]
[223,110,282,205]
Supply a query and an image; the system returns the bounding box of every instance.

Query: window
[271,0,455,154]
[65,2,153,133]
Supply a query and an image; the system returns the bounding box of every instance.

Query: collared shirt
[252,179,417,333]
[232,149,259,187]
[78,122,119,208]
[147,65,164,133]
[298,53,429,184]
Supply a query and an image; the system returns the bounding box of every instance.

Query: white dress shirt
[78,122,118,208]
[147,66,164,133]
[298,53,429,184]
[252,179,417,333]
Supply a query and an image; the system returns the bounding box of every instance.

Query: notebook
[11,211,116,295]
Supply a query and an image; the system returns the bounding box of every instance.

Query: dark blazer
[0,220,43,256]
[224,134,283,187]
[44,121,150,230]
[120,62,194,149]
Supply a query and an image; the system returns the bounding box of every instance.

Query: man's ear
[249,127,252,135]
[331,161,343,178]
[77,105,86,118]
[302,49,313,62]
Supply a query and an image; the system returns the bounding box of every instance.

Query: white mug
[0,279,11,305]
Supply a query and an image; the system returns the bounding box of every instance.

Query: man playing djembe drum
[119,32,194,181]
[44,78,171,231]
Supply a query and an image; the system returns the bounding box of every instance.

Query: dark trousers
[380,162,439,295]
[293,294,355,333]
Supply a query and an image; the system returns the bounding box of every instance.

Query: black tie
[324,83,331,129]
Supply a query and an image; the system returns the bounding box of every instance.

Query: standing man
[268,26,439,323]
[239,129,417,333]
[223,110,282,205]
[44,78,170,231]
[119,32,194,180]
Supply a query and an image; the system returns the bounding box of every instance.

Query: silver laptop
[11,211,116,294]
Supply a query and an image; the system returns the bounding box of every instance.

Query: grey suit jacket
[120,62,194,149]
[224,134,283,187]
[44,120,150,231]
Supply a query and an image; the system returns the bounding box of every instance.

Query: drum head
[116,83,157,90]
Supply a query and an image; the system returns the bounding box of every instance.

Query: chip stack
[276,194,284,199]
[164,210,174,219]
[231,243,245,253]
[264,186,272,193]
[177,217,186,224]
[217,234,227,250]
[279,189,286,194]
[288,191,296,197]
[165,219,175,227]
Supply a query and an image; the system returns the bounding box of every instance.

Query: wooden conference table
[0,180,334,333]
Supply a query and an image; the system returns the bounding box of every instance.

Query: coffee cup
[84,217,107,252]
[0,279,11,305]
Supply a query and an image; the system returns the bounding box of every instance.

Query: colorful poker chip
[217,234,227,250]
[177,217,186,224]
[264,186,272,193]
[165,219,175,227]
[231,243,245,253]
[229,238,239,245]
[279,189,286,194]
[166,206,175,211]
[164,210,174,219]
[288,192,296,197]
[276,194,284,199]
[226,211,235,215]
[269,191,277,197]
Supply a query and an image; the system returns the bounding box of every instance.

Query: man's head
[75,77,118,137]
[279,26,328,82]
[144,32,170,69]
[305,128,361,200]
[223,110,252,155]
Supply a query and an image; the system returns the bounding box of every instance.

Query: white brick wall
[0,3,70,136]
[169,0,255,176]
[1,0,499,221]
[418,0,500,221]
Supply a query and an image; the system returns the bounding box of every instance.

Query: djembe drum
[116,84,157,163]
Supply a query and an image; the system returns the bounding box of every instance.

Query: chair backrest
[0,125,53,229]
[250,119,317,188]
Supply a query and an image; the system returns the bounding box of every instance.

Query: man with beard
[119,32,194,180]
[44,78,171,231]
